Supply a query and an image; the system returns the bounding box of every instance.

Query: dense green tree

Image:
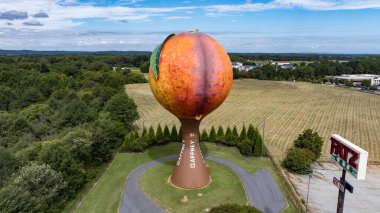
[134,130,139,140]
[11,117,32,135]
[123,133,134,151]
[104,72,126,90]
[148,126,156,145]
[92,86,118,107]
[247,124,255,141]
[240,125,247,140]
[253,128,263,157]
[169,126,178,142]
[125,71,147,84]
[216,126,225,143]
[283,148,314,173]
[0,147,20,187]
[210,203,261,213]
[293,129,323,161]
[178,127,183,142]
[237,139,254,156]
[19,103,53,122]
[91,128,112,163]
[163,125,170,142]
[58,99,96,127]
[38,142,86,197]
[362,79,371,88]
[95,117,125,149]
[21,87,43,105]
[0,85,18,110]
[209,126,217,143]
[141,126,148,137]
[124,133,146,152]
[139,61,150,73]
[156,124,164,144]
[37,73,68,97]
[0,185,39,213]
[12,163,68,211]
[232,126,239,141]
[104,93,139,128]
[200,129,208,142]
[224,127,234,146]
[39,58,50,73]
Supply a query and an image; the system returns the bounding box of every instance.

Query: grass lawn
[140,161,247,213]
[74,142,297,213]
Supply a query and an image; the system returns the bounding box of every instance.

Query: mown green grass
[74,143,296,213]
[73,144,181,213]
[140,161,246,213]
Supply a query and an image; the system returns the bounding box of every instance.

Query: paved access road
[119,155,286,213]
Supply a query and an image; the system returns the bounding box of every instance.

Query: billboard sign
[330,134,368,180]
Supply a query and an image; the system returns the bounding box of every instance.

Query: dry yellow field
[125,79,380,163]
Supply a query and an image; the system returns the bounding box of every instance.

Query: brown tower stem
[170,118,211,189]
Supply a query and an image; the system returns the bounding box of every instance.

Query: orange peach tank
[149,32,232,120]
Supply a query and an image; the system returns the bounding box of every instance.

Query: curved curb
[119,155,286,213]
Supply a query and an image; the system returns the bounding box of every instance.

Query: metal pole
[306,172,312,212]
[337,169,346,213]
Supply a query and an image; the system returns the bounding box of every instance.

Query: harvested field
[126,79,380,162]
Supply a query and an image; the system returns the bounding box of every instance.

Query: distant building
[271,61,291,66]
[232,62,261,72]
[112,67,128,72]
[330,60,349,63]
[325,74,380,86]
[232,62,243,69]
[271,61,295,70]
[239,65,261,72]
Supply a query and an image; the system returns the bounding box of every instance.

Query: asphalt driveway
[119,155,285,213]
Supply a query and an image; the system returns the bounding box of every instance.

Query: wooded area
[0,55,147,212]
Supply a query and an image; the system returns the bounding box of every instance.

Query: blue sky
[1,0,380,53]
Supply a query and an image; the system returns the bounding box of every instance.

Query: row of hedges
[123,124,265,156]
[123,125,181,152]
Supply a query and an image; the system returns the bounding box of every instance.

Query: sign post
[329,134,368,213]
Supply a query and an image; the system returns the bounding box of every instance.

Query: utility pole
[261,117,265,157]
[306,170,313,212]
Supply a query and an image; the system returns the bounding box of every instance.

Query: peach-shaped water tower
[149,31,232,189]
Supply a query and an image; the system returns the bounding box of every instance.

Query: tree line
[0,55,147,212]
[233,58,380,83]
[124,124,265,157]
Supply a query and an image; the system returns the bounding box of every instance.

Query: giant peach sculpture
[149,31,232,189]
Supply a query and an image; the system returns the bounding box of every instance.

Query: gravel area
[288,162,380,213]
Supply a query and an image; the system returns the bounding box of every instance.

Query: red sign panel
[333,177,345,192]
[329,134,368,180]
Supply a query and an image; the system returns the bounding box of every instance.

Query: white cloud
[1,0,380,52]
[163,16,191,20]
[205,0,380,13]
[0,0,197,30]
[1,28,378,53]
[1,0,380,31]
